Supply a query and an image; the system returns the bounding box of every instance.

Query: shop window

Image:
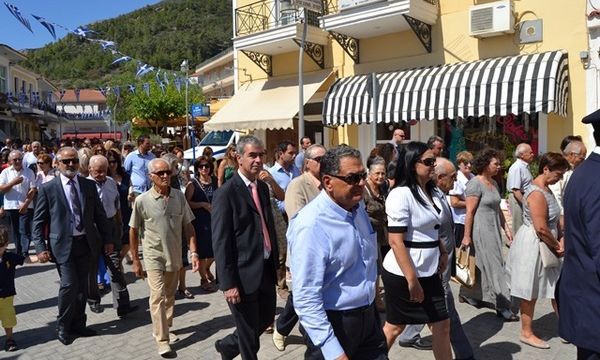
[376,122,412,144]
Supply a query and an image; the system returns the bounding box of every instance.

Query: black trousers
[6,208,33,255]
[88,251,131,310]
[302,303,388,360]
[579,347,600,360]
[57,237,91,331]
[276,292,299,336]
[219,262,276,360]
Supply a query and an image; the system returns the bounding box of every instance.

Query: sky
[1,0,162,51]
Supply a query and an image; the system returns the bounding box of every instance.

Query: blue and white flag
[32,14,56,39]
[113,86,121,97]
[143,83,150,96]
[74,88,81,102]
[128,84,136,94]
[155,69,162,85]
[72,26,96,38]
[163,71,170,85]
[110,55,131,66]
[95,39,115,51]
[158,81,166,94]
[136,63,154,78]
[174,77,182,93]
[59,89,66,101]
[6,92,13,103]
[98,87,107,97]
[4,2,33,33]
[18,92,26,105]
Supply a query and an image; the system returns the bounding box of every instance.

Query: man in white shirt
[549,140,586,219]
[506,143,534,236]
[23,141,41,172]
[0,150,37,256]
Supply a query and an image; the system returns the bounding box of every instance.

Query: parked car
[183,130,243,161]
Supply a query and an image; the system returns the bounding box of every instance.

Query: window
[0,66,6,94]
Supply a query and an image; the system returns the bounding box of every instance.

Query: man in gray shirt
[506,143,534,236]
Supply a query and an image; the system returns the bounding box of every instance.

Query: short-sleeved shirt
[0,252,25,298]
[129,187,195,272]
[507,158,532,193]
[448,170,474,224]
[123,150,155,193]
[0,166,37,210]
[383,186,441,277]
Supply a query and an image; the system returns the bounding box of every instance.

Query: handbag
[539,242,560,268]
[455,245,476,287]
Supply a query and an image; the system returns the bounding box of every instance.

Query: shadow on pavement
[532,311,558,341]
[15,296,58,314]
[478,341,521,359]
[462,312,504,349]
[172,313,236,351]
[16,263,57,277]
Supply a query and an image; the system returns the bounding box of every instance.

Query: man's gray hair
[31,141,41,147]
[434,157,455,176]
[8,150,22,159]
[320,145,362,177]
[56,147,76,160]
[305,144,326,161]
[89,155,108,168]
[514,143,531,158]
[564,140,585,156]
[427,135,444,149]
[148,158,171,174]
[161,153,179,168]
[236,135,264,155]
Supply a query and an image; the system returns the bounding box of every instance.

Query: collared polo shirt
[129,187,194,272]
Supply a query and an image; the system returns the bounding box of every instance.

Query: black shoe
[89,303,104,314]
[117,305,140,318]
[214,340,232,360]
[496,308,519,322]
[398,338,433,350]
[72,327,97,337]
[57,329,73,345]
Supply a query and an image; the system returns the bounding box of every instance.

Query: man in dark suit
[212,135,278,360]
[32,147,113,346]
[559,111,600,359]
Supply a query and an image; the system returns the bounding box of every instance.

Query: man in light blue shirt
[294,136,312,171]
[287,145,387,360]
[268,140,300,215]
[123,136,155,195]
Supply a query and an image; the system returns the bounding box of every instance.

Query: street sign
[191,103,210,117]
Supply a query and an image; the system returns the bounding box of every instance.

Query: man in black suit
[212,135,278,360]
[32,147,113,345]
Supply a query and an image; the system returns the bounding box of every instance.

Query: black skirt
[382,269,448,325]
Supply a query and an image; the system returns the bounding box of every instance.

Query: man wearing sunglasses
[32,147,114,346]
[287,145,388,360]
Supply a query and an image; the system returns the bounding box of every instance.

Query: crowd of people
[0,112,598,360]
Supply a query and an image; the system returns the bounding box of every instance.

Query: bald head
[564,140,587,168]
[89,155,108,182]
[515,143,535,163]
[434,158,456,193]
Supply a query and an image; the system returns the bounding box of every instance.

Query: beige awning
[203,70,335,131]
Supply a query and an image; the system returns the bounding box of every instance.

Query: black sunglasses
[37,161,48,165]
[197,164,210,169]
[60,158,80,165]
[153,170,171,177]
[418,157,436,167]
[310,156,323,163]
[327,171,367,185]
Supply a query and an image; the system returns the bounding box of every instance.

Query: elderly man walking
[288,145,388,360]
[507,143,534,236]
[129,158,199,357]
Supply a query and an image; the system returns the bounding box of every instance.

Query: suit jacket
[32,175,113,264]
[284,172,320,218]
[558,151,600,352]
[211,173,278,294]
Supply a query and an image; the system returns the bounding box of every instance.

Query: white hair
[89,155,108,169]
[147,158,170,174]
[515,143,531,158]
[564,141,585,156]
[434,157,455,176]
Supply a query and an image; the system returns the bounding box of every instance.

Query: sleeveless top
[522,184,560,234]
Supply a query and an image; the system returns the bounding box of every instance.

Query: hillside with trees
[24,0,232,89]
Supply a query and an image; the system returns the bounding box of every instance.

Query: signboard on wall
[339,0,386,11]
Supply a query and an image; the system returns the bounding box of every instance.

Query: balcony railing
[198,68,234,87]
[322,0,437,15]
[235,0,322,37]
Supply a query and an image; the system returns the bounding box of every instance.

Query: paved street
[2,251,576,360]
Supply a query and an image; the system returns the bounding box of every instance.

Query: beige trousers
[146,269,178,345]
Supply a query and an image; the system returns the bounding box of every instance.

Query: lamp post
[180,59,191,156]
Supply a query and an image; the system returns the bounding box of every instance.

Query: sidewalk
[6,260,575,359]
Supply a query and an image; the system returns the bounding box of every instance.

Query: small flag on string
[95,39,115,51]
[163,71,170,85]
[98,87,107,97]
[72,26,96,37]
[74,88,81,102]
[143,83,150,96]
[18,92,26,105]
[174,77,182,93]
[136,63,154,78]
[128,84,136,94]
[59,89,66,101]
[113,86,121,97]
[155,70,162,85]
[158,81,166,94]
[6,92,13,103]
[32,14,56,39]
[4,2,33,33]
[110,55,131,66]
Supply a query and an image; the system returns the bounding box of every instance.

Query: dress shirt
[36,171,55,186]
[268,162,300,214]
[383,186,442,277]
[0,166,37,210]
[60,174,85,236]
[288,191,377,359]
[448,170,474,224]
[88,175,120,218]
[238,170,271,259]
[123,149,155,193]
[507,158,532,193]
[294,150,305,170]
[594,146,600,155]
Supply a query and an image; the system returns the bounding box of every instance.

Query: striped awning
[323,50,569,125]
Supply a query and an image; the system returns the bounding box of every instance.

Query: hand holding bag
[455,245,476,287]
[539,241,560,268]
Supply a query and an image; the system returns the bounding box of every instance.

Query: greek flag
[128,84,136,94]
[74,88,80,102]
[136,63,154,78]
[4,2,33,33]
[110,56,131,66]
[32,14,56,39]
[143,83,150,96]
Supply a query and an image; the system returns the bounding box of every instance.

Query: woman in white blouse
[382,142,451,360]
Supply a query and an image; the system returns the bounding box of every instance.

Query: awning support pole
[298,8,308,141]
[371,72,379,148]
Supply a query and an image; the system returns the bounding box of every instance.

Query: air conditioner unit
[469,0,515,38]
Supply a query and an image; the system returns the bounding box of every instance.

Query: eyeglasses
[418,157,436,167]
[11,158,22,162]
[37,161,48,165]
[197,164,210,169]
[310,156,323,163]
[327,171,368,185]
[152,170,171,177]
[60,158,79,165]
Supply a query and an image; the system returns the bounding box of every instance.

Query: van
[183,130,243,161]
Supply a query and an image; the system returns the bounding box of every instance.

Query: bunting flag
[143,83,150,96]
[6,92,13,103]
[136,63,154,78]
[46,92,53,103]
[110,55,131,66]
[94,39,115,51]
[4,2,32,33]
[98,87,107,97]
[74,88,81,102]
[59,89,66,101]
[158,81,167,94]
[18,92,26,105]
[155,70,162,85]
[174,77,182,93]
[32,14,56,39]
[163,71,170,85]
[128,84,136,94]
[113,86,120,97]
[72,26,96,37]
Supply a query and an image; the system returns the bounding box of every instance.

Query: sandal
[200,279,217,292]
[177,289,194,299]
[4,338,18,352]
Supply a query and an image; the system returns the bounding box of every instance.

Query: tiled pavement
[3,257,576,360]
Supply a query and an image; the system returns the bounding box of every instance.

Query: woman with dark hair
[459,148,517,321]
[107,149,133,265]
[185,156,218,292]
[217,144,237,187]
[382,142,451,360]
[508,152,569,349]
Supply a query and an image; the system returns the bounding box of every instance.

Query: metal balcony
[235,0,322,37]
